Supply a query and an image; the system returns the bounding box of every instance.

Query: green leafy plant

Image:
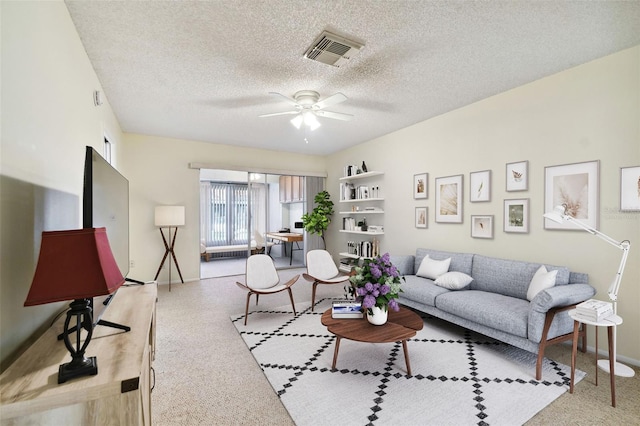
[301,190,334,248]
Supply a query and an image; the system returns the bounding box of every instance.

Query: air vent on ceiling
[304,31,363,67]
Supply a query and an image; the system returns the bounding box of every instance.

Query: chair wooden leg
[244,292,252,326]
[287,288,296,316]
[311,281,318,312]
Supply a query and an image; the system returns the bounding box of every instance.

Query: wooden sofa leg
[536,308,556,380]
[536,304,581,381]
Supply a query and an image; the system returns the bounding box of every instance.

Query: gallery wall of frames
[412,161,640,239]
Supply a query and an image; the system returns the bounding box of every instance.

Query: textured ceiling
[65,1,640,156]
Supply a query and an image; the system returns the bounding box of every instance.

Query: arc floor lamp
[544,204,634,378]
[154,205,185,291]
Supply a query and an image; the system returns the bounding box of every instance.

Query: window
[204,183,249,246]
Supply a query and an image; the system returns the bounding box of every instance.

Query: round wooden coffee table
[321,306,424,375]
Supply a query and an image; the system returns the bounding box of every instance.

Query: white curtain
[201,182,265,248]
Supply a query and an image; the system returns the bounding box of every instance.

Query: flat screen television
[83,146,130,329]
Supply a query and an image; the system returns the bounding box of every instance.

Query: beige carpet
[152,270,640,425]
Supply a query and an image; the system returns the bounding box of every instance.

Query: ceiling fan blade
[314,110,353,121]
[314,92,347,110]
[268,92,300,107]
[258,110,300,118]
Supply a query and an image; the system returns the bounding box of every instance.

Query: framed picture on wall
[471,215,493,239]
[620,165,640,211]
[504,198,529,233]
[415,207,428,228]
[506,160,528,192]
[413,173,428,199]
[544,160,599,230]
[435,174,463,223]
[470,170,491,202]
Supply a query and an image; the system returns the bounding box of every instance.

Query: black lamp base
[58,356,98,384]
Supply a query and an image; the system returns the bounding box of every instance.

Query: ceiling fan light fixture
[303,112,321,131]
[290,114,304,129]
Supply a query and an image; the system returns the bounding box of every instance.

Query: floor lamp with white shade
[544,204,634,378]
[154,205,185,291]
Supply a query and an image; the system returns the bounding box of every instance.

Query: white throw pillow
[434,271,474,290]
[416,255,451,280]
[527,265,558,301]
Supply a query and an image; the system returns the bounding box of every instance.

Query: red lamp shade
[25,228,125,306]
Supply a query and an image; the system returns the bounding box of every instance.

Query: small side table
[568,309,633,407]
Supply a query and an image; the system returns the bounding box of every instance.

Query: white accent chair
[303,250,351,311]
[235,254,299,325]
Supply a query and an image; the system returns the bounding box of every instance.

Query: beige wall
[0,1,124,368]
[326,46,640,363]
[119,133,325,284]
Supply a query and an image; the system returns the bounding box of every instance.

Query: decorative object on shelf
[360,217,368,231]
[544,160,599,230]
[24,228,125,384]
[504,198,529,233]
[301,190,334,248]
[349,253,404,325]
[154,205,185,290]
[415,207,428,228]
[619,165,640,211]
[544,204,634,379]
[413,173,428,199]
[506,160,528,192]
[435,174,463,223]
[361,161,368,173]
[471,215,494,238]
[470,170,491,202]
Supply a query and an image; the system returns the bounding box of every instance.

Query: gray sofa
[391,248,596,380]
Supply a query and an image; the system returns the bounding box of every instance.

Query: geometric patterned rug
[231,298,585,426]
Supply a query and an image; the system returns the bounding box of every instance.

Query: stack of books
[574,299,614,322]
[332,300,363,319]
[339,257,358,273]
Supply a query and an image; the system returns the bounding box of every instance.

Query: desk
[569,309,626,407]
[266,232,303,265]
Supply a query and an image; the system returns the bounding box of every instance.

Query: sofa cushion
[416,255,451,279]
[434,271,474,290]
[415,248,473,276]
[436,290,530,338]
[400,275,450,307]
[526,265,557,301]
[469,255,570,300]
[389,255,415,276]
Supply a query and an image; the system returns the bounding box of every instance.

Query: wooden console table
[0,283,157,425]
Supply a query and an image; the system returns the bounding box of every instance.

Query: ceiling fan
[259,90,353,131]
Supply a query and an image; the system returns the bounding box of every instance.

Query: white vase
[367,306,388,325]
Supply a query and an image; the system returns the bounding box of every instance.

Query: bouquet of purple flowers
[349,253,404,314]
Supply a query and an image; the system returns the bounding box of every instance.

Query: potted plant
[301,190,334,248]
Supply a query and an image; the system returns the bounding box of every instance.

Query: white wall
[326,46,640,363]
[0,1,123,368]
[119,133,325,284]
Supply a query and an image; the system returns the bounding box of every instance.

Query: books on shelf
[332,300,363,319]
[575,299,613,322]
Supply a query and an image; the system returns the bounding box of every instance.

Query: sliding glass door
[200,169,319,278]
